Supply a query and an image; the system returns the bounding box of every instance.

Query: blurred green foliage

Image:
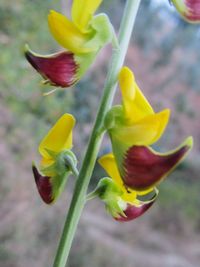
[1,0,74,132]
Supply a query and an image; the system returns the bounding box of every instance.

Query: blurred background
[0,0,200,266]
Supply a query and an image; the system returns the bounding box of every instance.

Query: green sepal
[104,105,124,130]
[75,14,116,80]
[110,135,129,178]
[85,14,114,51]
[105,198,127,218]
[104,106,129,176]
[75,52,97,80]
[88,177,127,218]
[40,150,78,203]
[44,148,58,160]
[96,177,123,200]
[62,150,79,177]
[50,172,71,203]
[41,149,77,176]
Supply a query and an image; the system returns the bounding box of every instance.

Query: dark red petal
[25,47,78,87]
[185,0,200,21]
[116,201,154,222]
[123,145,190,191]
[32,165,53,204]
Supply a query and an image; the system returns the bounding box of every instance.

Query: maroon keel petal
[116,200,155,222]
[25,46,78,87]
[123,142,191,191]
[185,0,200,22]
[32,165,53,204]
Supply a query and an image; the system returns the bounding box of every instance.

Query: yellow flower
[99,153,151,203]
[92,154,158,221]
[96,142,192,221]
[32,114,77,204]
[25,0,113,89]
[103,67,193,192]
[48,0,113,54]
[39,114,75,168]
[105,67,170,147]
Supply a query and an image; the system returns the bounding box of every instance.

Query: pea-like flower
[25,0,114,88]
[95,67,192,221]
[104,67,193,192]
[171,0,200,23]
[32,114,77,204]
[93,155,158,222]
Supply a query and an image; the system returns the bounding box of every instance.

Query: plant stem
[53,1,141,266]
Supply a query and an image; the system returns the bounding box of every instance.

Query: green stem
[53,1,141,266]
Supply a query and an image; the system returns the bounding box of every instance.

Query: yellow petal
[136,187,155,196]
[119,67,154,124]
[98,153,137,204]
[39,113,75,159]
[40,157,54,168]
[48,10,93,54]
[113,109,170,146]
[72,0,103,32]
[119,67,135,104]
[122,188,137,204]
[98,153,123,187]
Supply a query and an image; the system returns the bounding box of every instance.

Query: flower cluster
[28,0,196,225]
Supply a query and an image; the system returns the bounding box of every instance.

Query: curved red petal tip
[25,47,78,87]
[116,200,154,222]
[123,144,191,191]
[32,165,53,204]
[185,0,200,22]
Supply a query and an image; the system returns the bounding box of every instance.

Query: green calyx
[87,177,126,218]
[104,106,129,178]
[87,14,114,51]
[41,149,78,177]
[75,14,117,82]
[63,150,79,177]
[104,105,125,130]
[40,150,78,203]
[96,177,123,200]
[75,52,97,79]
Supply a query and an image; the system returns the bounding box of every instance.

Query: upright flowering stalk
[32,114,77,204]
[94,66,193,221]
[25,0,196,265]
[25,0,114,88]
[50,2,143,266]
[171,0,200,23]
